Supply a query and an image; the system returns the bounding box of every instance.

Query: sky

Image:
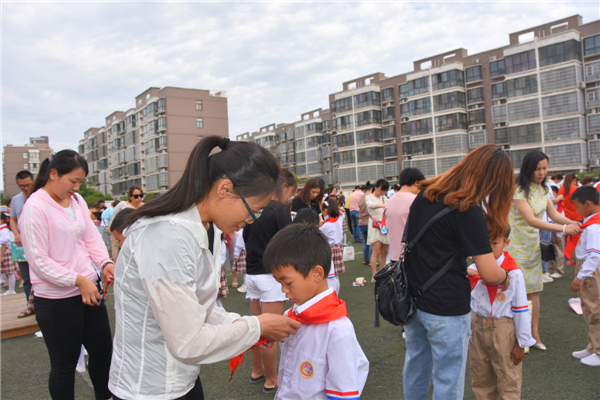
[1,1,599,187]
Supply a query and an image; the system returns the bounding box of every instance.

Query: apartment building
[3,136,52,197]
[79,87,228,197]
[237,15,600,190]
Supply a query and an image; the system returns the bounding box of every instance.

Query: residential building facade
[79,87,228,197]
[3,136,52,197]
[237,15,600,190]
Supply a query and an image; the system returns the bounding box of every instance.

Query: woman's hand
[103,263,115,284]
[564,224,581,235]
[257,313,301,342]
[499,273,510,292]
[75,274,101,306]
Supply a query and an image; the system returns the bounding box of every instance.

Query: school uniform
[572,213,600,358]
[276,288,369,400]
[233,228,247,274]
[218,235,231,298]
[0,224,18,275]
[321,216,345,275]
[468,251,536,400]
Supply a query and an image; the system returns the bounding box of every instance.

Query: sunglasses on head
[131,194,144,199]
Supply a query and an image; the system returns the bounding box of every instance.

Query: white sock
[0,273,5,283]
[77,345,86,367]
[216,298,223,308]
[7,274,15,292]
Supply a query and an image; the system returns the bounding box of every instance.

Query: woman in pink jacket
[20,150,114,400]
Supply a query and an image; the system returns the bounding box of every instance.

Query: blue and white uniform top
[275,288,369,400]
[575,213,600,280]
[469,253,536,348]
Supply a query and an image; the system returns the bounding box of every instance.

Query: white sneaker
[237,284,246,293]
[402,332,406,339]
[2,290,17,296]
[76,365,86,373]
[573,349,593,359]
[581,353,600,367]
[542,273,554,283]
[549,273,563,279]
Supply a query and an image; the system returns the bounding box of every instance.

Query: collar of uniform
[495,253,505,267]
[584,212,599,224]
[293,288,334,315]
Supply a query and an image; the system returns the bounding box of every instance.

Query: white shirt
[276,288,369,400]
[109,206,261,399]
[469,253,536,348]
[320,217,343,246]
[0,224,12,245]
[575,213,600,280]
[234,228,245,259]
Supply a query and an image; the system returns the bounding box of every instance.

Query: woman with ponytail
[108,136,300,400]
[19,150,115,400]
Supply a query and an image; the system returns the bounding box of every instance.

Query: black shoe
[263,386,278,394]
[249,373,266,384]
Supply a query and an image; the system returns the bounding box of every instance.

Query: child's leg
[469,313,498,400]
[258,301,285,388]
[7,273,16,293]
[580,268,600,356]
[490,317,522,400]
[248,299,266,379]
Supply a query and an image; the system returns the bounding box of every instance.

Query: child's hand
[466,269,478,277]
[499,275,510,292]
[571,277,584,292]
[511,345,525,366]
[258,340,276,350]
[235,258,239,262]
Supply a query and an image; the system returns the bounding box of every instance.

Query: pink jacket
[19,189,112,299]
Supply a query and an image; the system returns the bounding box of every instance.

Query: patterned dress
[506,183,549,293]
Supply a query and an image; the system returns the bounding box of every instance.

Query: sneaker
[581,353,600,367]
[549,273,563,279]
[2,290,17,296]
[402,332,406,340]
[237,284,246,293]
[573,349,593,359]
[542,273,554,283]
[76,365,86,373]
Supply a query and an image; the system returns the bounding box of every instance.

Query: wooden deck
[1,293,38,339]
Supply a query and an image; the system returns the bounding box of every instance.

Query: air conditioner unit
[580,82,587,90]
[490,56,497,62]
[493,100,502,106]
[590,109,598,115]
[402,136,410,142]
[473,59,479,65]
[390,139,397,144]
[403,156,412,161]
[332,114,337,118]
[503,145,510,150]
[417,152,424,156]
[402,117,409,122]
[333,147,339,152]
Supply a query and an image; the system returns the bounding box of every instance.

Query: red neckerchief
[468,251,519,323]
[0,225,8,230]
[225,234,231,252]
[229,291,347,382]
[323,217,339,224]
[565,214,600,262]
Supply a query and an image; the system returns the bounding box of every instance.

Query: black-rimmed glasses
[240,193,262,221]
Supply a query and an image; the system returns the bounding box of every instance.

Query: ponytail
[321,198,340,218]
[564,173,576,194]
[124,135,280,228]
[31,150,89,195]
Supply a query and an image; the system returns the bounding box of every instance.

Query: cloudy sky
[1,1,598,177]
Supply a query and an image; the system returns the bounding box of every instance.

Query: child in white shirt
[233,228,247,292]
[263,223,368,399]
[467,226,535,399]
[0,213,18,295]
[320,200,345,279]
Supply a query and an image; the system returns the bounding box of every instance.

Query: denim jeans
[360,225,371,263]
[540,230,550,273]
[350,211,361,242]
[403,309,471,400]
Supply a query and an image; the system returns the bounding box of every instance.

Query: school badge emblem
[495,292,506,302]
[299,361,314,379]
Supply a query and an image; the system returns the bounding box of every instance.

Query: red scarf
[323,217,339,224]
[565,214,600,262]
[468,251,519,323]
[229,291,347,382]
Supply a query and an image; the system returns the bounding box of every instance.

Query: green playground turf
[2,241,599,399]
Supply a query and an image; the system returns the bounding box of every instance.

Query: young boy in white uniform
[263,223,368,399]
[467,227,536,400]
[567,186,600,367]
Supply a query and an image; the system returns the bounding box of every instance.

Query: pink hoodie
[19,189,112,299]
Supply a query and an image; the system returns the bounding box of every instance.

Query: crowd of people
[4,137,600,400]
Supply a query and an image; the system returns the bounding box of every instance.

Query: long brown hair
[421,144,514,240]
[299,178,324,206]
[563,173,576,195]
[274,168,298,204]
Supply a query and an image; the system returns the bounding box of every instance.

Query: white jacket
[109,206,261,399]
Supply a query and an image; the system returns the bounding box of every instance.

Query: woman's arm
[546,199,577,226]
[365,195,377,210]
[78,195,112,271]
[513,199,579,234]
[471,253,509,286]
[0,243,6,259]
[551,195,564,204]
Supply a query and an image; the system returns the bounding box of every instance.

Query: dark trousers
[17,261,31,304]
[344,207,353,235]
[34,295,113,400]
[113,377,204,400]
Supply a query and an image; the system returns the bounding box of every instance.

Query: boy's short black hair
[551,185,559,194]
[263,224,331,277]
[110,208,135,234]
[294,209,319,226]
[399,168,425,187]
[16,170,34,181]
[572,185,600,206]
[1,213,7,223]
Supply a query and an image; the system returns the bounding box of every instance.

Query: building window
[539,40,581,67]
[401,97,431,117]
[431,70,465,91]
[196,118,204,129]
[492,82,507,99]
[24,163,29,170]
[354,92,381,109]
[333,132,354,148]
[355,110,382,127]
[332,115,354,131]
[357,147,384,163]
[506,50,536,75]
[383,125,396,139]
[506,75,538,98]
[334,150,356,165]
[433,91,467,112]
[401,118,433,137]
[468,87,484,104]
[403,138,434,156]
[490,59,506,77]
[466,65,482,83]
[356,128,383,145]
[468,109,486,125]
[382,106,395,121]
[330,97,352,113]
[399,77,430,98]
[381,87,394,102]
[157,98,166,113]
[434,113,468,132]
[196,101,203,111]
[584,34,600,57]
[23,152,28,159]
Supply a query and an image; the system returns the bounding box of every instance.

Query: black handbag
[373,207,462,327]
[540,239,556,262]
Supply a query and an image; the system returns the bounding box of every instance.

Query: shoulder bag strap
[415,248,464,298]
[405,206,453,252]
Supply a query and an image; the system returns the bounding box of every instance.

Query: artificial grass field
[2,241,599,399]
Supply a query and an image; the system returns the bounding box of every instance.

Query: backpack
[373,206,462,327]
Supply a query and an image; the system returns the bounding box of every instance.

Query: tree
[0,192,12,206]
[77,180,110,207]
